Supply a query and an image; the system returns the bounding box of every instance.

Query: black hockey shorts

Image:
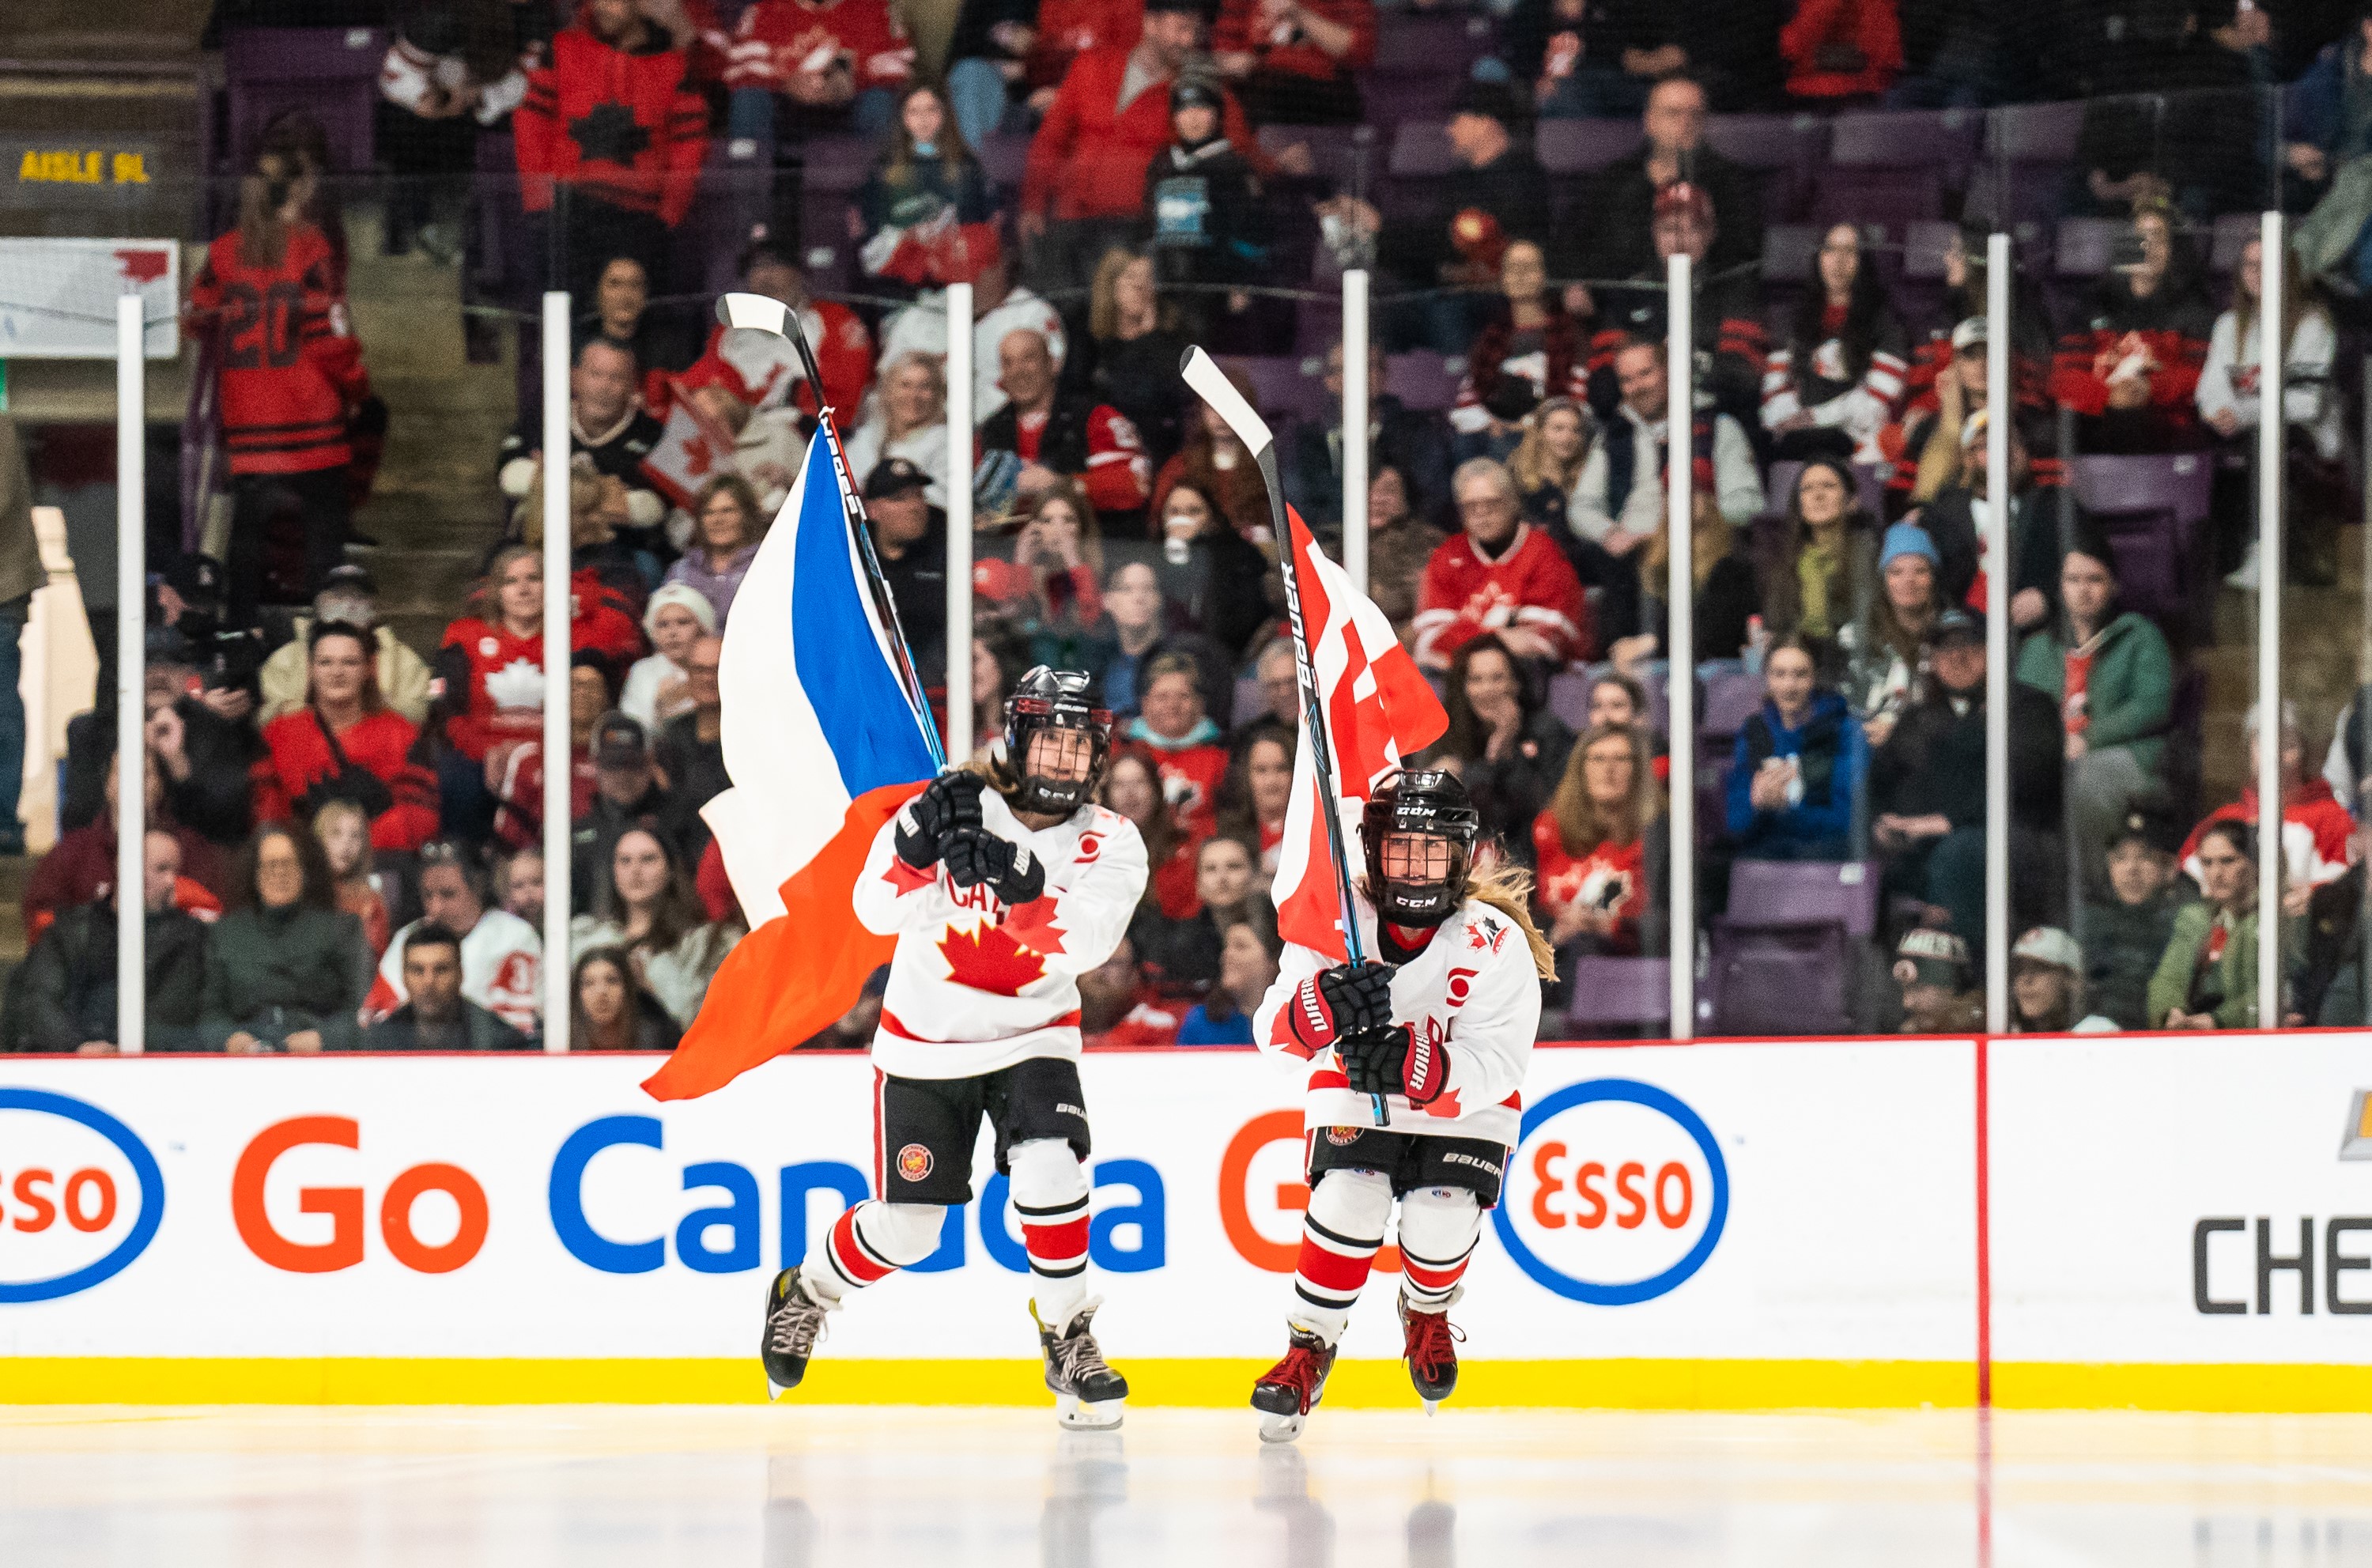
[874,1056,1092,1207]
[1305,1125,1509,1210]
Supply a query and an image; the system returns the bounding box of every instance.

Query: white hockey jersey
[1252,895,1542,1147]
[371,910,543,1035]
[852,788,1147,1079]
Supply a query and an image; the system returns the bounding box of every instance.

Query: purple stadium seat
[1699,669,1761,742]
[1224,357,1326,427]
[1903,220,1958,280]
[1727,860,1878,939]
[1708,919,1853,1036]
[1761,224,1822,285]
[1369,10,1496,77]
[1810,170,1946,228]
[1705,112,1832,172]
[2210,212,2257,275]
[1558,956,1671,1037]
[1262,123,1376,194]
[1535,119,1645,176]
[1388,120,1457,179]
[1547,671,1593,731]
[1830,108,1983,174]
[2068,453,2213,528]
[2068,453,2214,631]
[2055,217,2123,278]
[1387,350,1462,412]
[801,135,878,194]
[223,27,387,172]
[976,131,1030,192]
[1985,100,2086,164]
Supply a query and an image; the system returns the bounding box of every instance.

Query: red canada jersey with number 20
[188,224,368,475]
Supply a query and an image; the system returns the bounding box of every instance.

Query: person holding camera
[251,621,440,856]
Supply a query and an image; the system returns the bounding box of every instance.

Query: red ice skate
[1399,1294,1465,1410]
[1250,1328,1336,1443]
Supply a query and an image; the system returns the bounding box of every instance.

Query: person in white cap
[619,581,717,733]
[2009,927,2117,1033]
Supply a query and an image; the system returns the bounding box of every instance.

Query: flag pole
[1182,347,1387,1124]
[716,293,946,770]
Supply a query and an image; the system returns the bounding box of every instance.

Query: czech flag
[642,432,938,1100]
[1271,505,1448,960]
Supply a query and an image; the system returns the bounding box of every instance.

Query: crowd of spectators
[21,0,2372,1050]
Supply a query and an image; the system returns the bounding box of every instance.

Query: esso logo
[0,1088,166,1303]
[1492,1079,1728,1305]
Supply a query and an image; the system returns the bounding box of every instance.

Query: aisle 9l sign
[1494,1079,1728,1305]
[0,1089,165,1303]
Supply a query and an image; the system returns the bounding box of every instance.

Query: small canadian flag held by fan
[640,376,741,508]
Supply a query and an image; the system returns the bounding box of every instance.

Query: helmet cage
[1003,667,1112,815]
[1361,769,1480,927]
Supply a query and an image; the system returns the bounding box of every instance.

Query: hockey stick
[718,292,947,771]
[1179,346,1388,1126]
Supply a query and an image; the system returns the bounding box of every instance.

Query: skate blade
[1055,1392,1124,1430]
[767,1378,796,1402]
[1422,1398,1438,1416]
[1256,1411,1306,1444]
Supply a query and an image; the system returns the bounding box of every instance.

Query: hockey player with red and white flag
[1175,347,1554,1444]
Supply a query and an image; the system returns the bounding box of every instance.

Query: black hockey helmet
[1362,768,1480,927]
[1003,665,1112,815]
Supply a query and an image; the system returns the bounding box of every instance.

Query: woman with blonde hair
[1507,397,1592,530]
[845,349,951,504]
[1608,491,1758,672]
[309,797,392,961]
[1083,247,1189,466]
[1532,722,1667,957]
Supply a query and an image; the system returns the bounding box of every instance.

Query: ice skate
[1250,1328,1337,1442]
[760,1267,833,1399]
[1400,1291,1464,1411]
[1036,1298,1127,1429]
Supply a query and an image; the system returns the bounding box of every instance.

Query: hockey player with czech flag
[645,294,1147,1430]
[1177,348,1556,1443]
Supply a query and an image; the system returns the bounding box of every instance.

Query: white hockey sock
[1395,1186,1482,1312]
[1008,1137,1093,1327]
[1286,1169,1395,1346]
[805,1200,945,1304]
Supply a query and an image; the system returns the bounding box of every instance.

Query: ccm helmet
[1003,665,1112,814]
[1361,768,1481,927]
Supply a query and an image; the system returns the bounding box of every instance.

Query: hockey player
[1247,768,1554,1440]
[759,667,1150,1427]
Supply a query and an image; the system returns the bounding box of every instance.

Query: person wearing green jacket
[201,823,373,1052]
[2148,820,2267,1030]
[2015,538,2175,897]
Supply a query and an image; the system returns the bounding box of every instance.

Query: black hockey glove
[1283,961,1397,1056]
[1339,1023,1449,1107]
[943,827,1045,905]
[893,771,985,869]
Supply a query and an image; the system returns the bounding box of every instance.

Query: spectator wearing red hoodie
[1778,0,1903,104]
[1414,456,1592,673]
[187,148,372,629]
[2048,200,2215,455]
[1210,0,1373,124]
[721,0,916,143]
[252,622,441,856]
[513,0,710,301]
[1019,0,1281,291]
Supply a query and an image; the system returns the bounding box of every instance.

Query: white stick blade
[1180,346,1274,459]
[719,292,793,336]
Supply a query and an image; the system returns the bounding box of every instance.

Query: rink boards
[0,1035,2367,1410]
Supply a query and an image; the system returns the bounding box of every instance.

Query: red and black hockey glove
[943,827,1044,905]
[893,771,985,870]
[1339,1023,1449,1107]
[1285,962,1397,1056]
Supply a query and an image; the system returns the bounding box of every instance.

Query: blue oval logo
[1491,1078,1728,1305]
[0,1087,166,1303]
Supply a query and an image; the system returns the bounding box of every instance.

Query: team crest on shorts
[896,1143,935,1181]
[1324,1127,1361,1147]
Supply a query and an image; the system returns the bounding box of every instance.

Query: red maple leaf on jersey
[1000,896,1068,957]
[939,920,1047,996]
[880,856,936,895]
[1419,1087,1465,1120]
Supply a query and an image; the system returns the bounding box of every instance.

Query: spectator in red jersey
[1020,0,1291,292]
[434,543,641,844]
[1452,239,1588,466]
[976,484,1108,662]
[513,0,709,301]
[252,622,441,856]
[491,656,611,852]
[1778,0,1902,104]
[1414,457,1593,674]
[2179,700,2355,915]
[187,148,373,630]
[980,327,1153,529]
[1762,223,1912,466]
[1210,0,1373,124]
[1533,721,1666,959]
[1213,716,1292,878]
[22,754,226,947]
[945,0,1144,145]
[1078,933,1183,1045]
[681,238,874,436]
[723,0,916,143]
[1103,748,1199,918]
[1151,368,1270,542]
[1122,650,1229,838]
[2049,201,2215,455]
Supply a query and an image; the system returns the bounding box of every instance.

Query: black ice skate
[1399,1293,1465,1411]
[1036,1298,1128,1430]
[761,1267,833,1399]
[1250,1328,1336,1443]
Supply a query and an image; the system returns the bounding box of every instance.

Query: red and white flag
[1272,504,1449,959]
[640,376,740,508]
